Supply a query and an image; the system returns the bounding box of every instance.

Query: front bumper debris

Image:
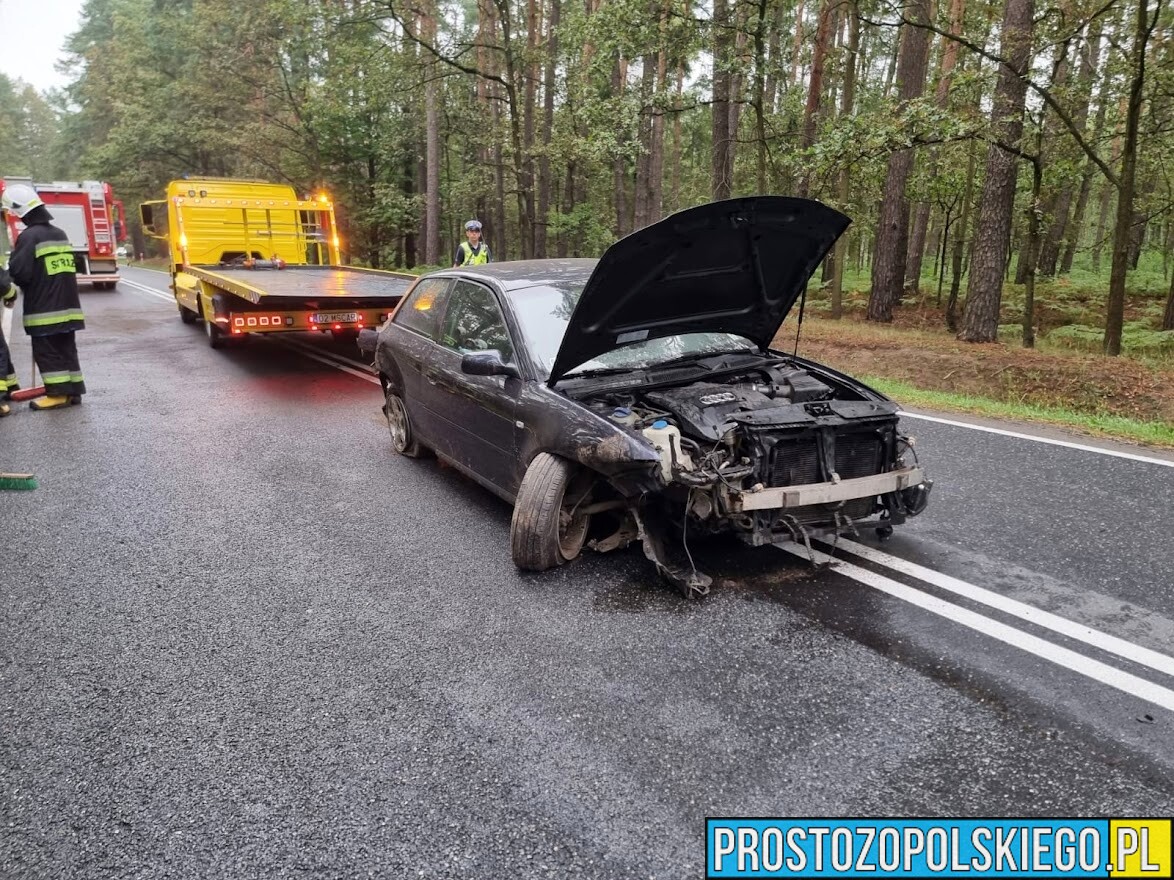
[732,466,927,511]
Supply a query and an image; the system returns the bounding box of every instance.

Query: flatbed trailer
[141,178,414,347]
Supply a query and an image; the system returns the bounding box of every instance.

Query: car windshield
[509,282,757,380]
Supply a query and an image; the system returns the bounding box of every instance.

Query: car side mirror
[461,351,519,378]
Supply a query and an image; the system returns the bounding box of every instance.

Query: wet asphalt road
[1,268,1172,878]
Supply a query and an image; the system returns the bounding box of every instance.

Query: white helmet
[1,183,44,219]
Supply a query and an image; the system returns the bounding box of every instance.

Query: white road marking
[827,538,1174,678]
[276,334,377,372]
[120,278,175,303]
[267,337,380,386]
[779,542,1174,713]
[901,411,1174,468]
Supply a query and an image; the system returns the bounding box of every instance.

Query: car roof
[444,258,598,292]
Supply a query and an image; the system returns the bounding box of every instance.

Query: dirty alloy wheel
[384,390,424,457]
[511,453,593,571]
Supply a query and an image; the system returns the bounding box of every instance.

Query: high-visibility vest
[458,242,490,266]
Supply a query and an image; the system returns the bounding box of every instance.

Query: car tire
[511,453,592,571]
[384,390,424,458]
[179,303,198,324]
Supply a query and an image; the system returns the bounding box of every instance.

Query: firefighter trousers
[32,332,86,397]
[0,320,16,398]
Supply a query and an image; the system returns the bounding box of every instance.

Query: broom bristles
[8,386,45,402]
[0,473,37,490]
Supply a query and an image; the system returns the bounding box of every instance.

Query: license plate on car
[311,311,359,323]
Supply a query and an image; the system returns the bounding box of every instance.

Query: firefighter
[1,183,86,410]
[0,264,17,416]
[453,220,491,267]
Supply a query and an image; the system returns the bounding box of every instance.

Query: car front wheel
[384,389,424,457]
[511,453,593,571]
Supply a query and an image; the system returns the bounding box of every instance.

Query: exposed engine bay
[570,355,932,594]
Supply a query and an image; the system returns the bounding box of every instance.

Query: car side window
[393,277,451,340]
[439,281,514,363]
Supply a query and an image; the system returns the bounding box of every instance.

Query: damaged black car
[359,197,931,596]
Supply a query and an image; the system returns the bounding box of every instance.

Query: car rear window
[393,277,451,340]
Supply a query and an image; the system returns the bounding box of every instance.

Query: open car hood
[547,196,850,384]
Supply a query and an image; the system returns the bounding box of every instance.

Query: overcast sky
[0,0,86,93]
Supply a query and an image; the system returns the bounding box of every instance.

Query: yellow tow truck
[140,178,414,347]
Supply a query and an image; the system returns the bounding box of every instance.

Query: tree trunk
[671,66,683,211]
[712,0,734,199]
[649,27,667,223]
[634,54,656,229]
[1022,155,1042,347]
[789,0,806,89]
[728,12,747,152]
[906,0,967,296]
[959,0,1034,342]
[1164,267,1174,330]
[536,0,559,257]
[828,0,859,320]
[946,144,977,333]
[796,0,835,198]
[422,5,441,266]
[752,0,770,193]
[764,1,784,113]
[866,0,931,322]
[1058,21,1108,274]
[612,55,630,235]
[1104,0,1156,355]
[521,0,539,257]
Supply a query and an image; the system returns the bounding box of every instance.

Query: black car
[359,197,931,596]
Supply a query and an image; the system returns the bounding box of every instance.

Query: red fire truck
[1,177,125,289]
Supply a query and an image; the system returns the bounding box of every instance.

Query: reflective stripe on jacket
[8,221,85,336]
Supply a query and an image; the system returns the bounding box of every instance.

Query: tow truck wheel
[205,318,227,349]
[178,303,197,324]
[384,390,424,458]
[511,453,592,571]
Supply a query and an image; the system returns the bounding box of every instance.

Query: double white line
[779,538,1174,712]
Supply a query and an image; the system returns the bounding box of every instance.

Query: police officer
[453,220,491,267]
[1,183,86,410]
[0,264,17,416]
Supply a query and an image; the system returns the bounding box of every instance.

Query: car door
[419,279,522,494]
[384,276,452,445]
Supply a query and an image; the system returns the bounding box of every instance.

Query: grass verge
[867,377,1174,449]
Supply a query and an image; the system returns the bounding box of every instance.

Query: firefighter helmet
[1,183,44,219]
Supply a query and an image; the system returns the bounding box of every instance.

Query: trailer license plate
[312,311,359,323]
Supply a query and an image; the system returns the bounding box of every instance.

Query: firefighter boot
[30,395,72,411]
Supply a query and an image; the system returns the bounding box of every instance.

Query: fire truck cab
[1,177,124,289]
